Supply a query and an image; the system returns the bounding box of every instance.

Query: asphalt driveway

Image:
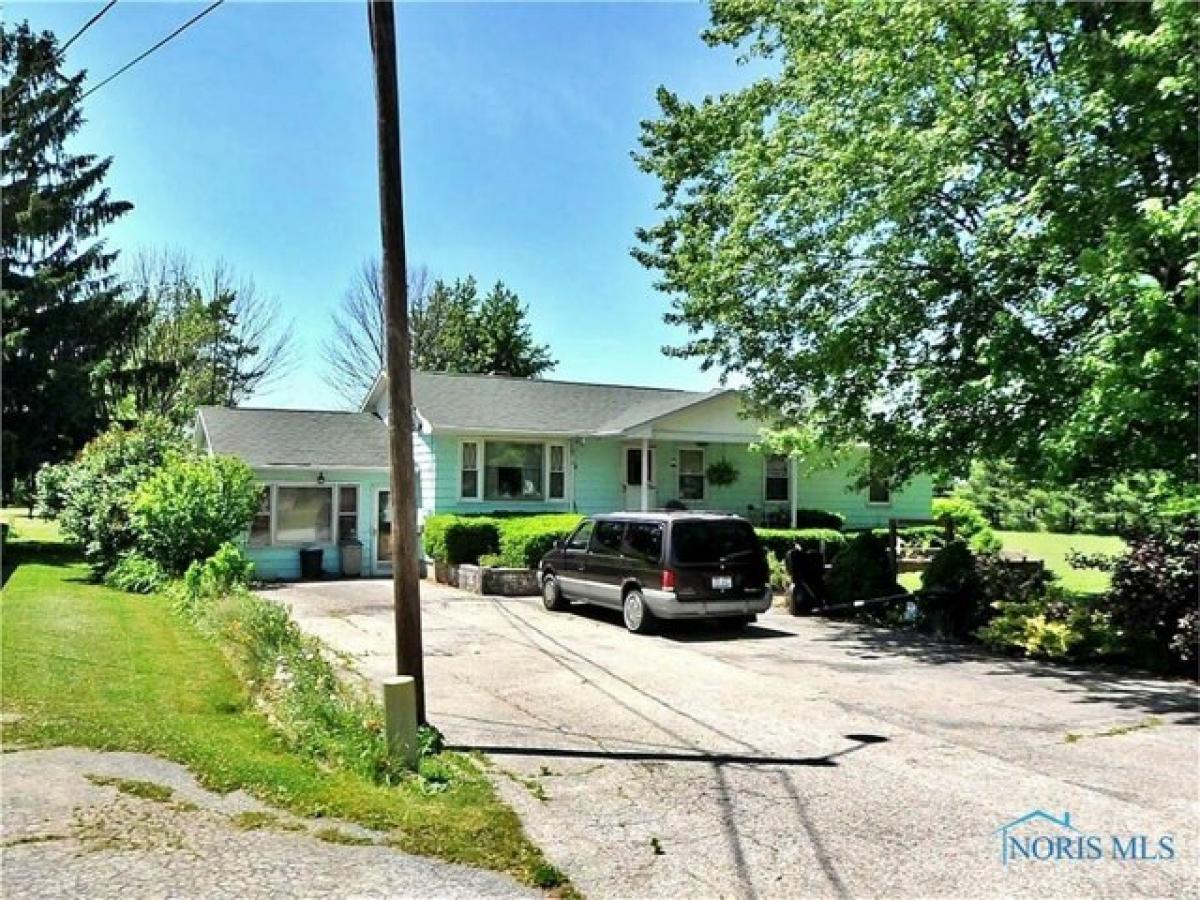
[272,579,1198,899]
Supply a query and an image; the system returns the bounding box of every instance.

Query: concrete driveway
[272,579,1198,899]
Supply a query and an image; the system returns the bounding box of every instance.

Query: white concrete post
[789,455,799,529]
[382,675,419,770]
[640,437,650,511]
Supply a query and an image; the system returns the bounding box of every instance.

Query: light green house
[198,372,932,580]
[371,371,933,528]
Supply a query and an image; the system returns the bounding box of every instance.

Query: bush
[495,514,584,568]
[423,515,501,565]
[826,531,898,604]
[104,552,169,594]
[131,455,259,574]
[33,462,71,518]
[44,416,189,577]
[755,528,845,561]
[932,497,988,539]
[977,597,1120,660]
[173,542,257,614]
[792,509,845,530]
[918,541,984,638]
[969,527,1002,554]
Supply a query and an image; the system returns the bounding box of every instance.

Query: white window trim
[678,446,707,502]
[459,440,481,501]
[762,454,790,504]
[268,482,340,547]
[482,437,549,503]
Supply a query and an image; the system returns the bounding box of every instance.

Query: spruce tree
[2,22,135,497]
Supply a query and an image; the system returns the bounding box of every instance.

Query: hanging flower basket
[706,458,739,487]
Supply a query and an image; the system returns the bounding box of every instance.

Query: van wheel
[622,589,655,634]
[542,574,568,611]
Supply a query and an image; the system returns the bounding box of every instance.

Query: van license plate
[712,576,733,590]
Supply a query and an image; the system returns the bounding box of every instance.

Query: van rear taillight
[661,569,676,591]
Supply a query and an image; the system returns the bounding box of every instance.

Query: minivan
[538,512,772,633]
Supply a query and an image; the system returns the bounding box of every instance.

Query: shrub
[826,531,898,604]
[932,497,988,539]
[33,462,71,518]
[495,514,583,568]
[918,541,983,638]
[46,416,189,577]
[104,552,169,594]
[1098,527,1198,673]
[969,527,1002,554]
[792,509,845,530]
[755,528,845,561]
[423,515,501,565]
[173,542,257,615]
[977,598,1120,660]
[131,454,259,574]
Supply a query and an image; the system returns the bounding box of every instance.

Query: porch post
[640,437,650,511]
[789,455,799,529]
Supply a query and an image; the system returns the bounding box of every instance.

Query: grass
[996,530,1125,595]
[0,522,566,891]
[84,775,174,802]
[896,530,1126,596]
[1064,716,1162,744]
[1,506,61,544]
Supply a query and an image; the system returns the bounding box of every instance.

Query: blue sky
[11,1,753,409]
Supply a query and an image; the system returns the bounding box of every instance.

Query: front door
[623,445,657,511]
[374,488,392,576]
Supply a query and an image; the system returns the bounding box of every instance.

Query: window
[485,442,544,500]
[566,520,594,551]
[625,447,655,486]
[670,520,760,566]
[460,441,480,499]
[624,522,663,563]
[338,485,359,540]
[678,448,706,501]
[275,486,333,544]
[549,445,566,500]
[765,455,790,502]
[249,486,271,546]
[591,521,625,556]
[868,456,891,505]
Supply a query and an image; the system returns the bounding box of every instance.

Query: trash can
[340,538,363,578]
[299,547,324,580]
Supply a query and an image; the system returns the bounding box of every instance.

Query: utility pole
[368,0,425,725]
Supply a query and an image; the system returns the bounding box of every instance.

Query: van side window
[566,521,594,551]
[591,521,625,556]
[624,522,663,563]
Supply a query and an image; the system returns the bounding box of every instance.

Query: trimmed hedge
[424,513,583,568]
[755,528,845,561]
[827,531,900,604]
[495,514,584,568]
[423,515,500,565]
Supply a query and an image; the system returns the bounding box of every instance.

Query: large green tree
[323,263,555,404]
[635,0,1198,485]
[2,22,137,495]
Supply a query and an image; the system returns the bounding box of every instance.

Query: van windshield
[670,520,760,566]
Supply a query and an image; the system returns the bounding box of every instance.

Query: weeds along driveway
[272,579,1199,900]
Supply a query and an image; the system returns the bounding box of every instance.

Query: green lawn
[997,530,1125,595]
[0,521,565,891]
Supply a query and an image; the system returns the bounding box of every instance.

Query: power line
[3,0,118,104]
[81,0,225,101]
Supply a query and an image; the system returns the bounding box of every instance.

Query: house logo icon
[994,810,1082,865]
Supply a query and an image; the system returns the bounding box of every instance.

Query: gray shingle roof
[197,406,389,468]
[410,371,726,435]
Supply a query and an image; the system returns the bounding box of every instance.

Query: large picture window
[679,448,706,501]
[765,455,790,502]
[485,442,544,500]
[275,486,333,544]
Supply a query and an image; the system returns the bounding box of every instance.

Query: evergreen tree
[2,22,135,496]
[474,280,555,377]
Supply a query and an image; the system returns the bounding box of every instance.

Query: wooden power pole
[367,0,425,724]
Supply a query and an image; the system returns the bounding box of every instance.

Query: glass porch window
[549,445,566,500]
[275,486,333,543]
[338,485,358,540]
[248,486,271,546]
[678,448,706,501]
[485,442,544,500]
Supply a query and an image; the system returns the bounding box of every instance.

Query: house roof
[408,371,731,435]
[196,406,390,469]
